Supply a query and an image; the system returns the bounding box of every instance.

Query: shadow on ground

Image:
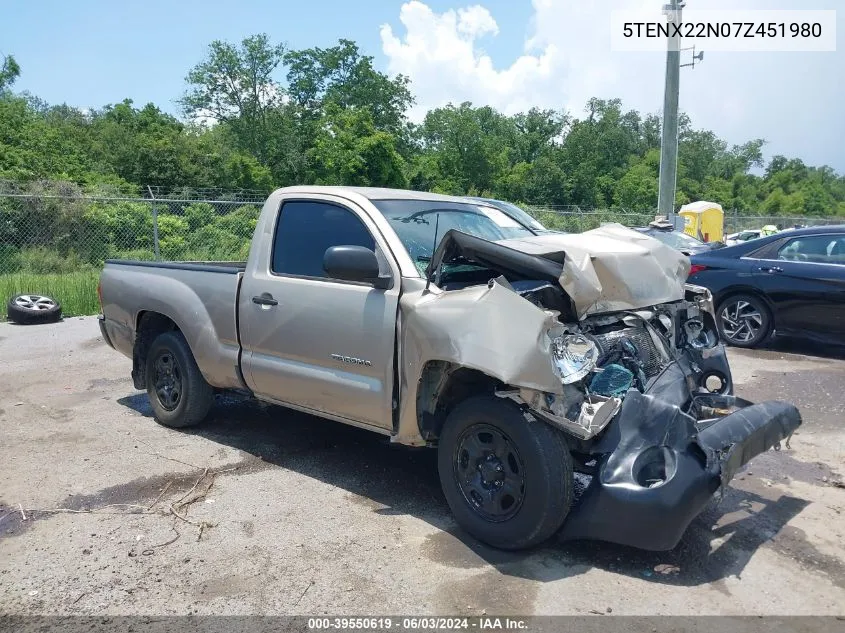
[114,391,839,590]
[761,336,845,361]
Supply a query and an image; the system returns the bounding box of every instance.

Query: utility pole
[657,0,683,221]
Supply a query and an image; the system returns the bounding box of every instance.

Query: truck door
[238,197,400,432]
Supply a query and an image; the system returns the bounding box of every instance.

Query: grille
[593,327,665,377]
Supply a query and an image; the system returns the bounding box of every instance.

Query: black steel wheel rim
[453,423,526,522]
[153,351,182,411]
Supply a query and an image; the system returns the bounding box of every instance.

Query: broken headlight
[550,334,598,384]
[684,317,718,349]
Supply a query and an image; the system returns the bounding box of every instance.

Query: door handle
[252,294,278,306]
[757,266,783,274]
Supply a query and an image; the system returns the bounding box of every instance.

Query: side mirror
[323,245,390,289]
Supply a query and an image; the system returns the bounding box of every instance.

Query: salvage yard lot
[1,317,844,615]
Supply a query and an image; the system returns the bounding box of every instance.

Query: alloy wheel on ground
[13,295,57,311]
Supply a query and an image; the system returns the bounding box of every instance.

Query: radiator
[593,327,665,377]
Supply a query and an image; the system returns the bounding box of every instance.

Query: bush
[112,248,157,261]
[0,244,20,273]
[13,247,91,274]
[97,201,154,250]
[184,225,250,261]
[156,214,189,259]
[183,202,217,232]
[214,205,259,239]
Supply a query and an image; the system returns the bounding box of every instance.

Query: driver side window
[777,234,845,265]
[272,201,376,278]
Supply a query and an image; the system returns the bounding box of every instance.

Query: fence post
[147,185,161,260]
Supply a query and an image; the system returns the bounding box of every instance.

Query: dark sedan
[688,225,845,348]
[634,226,723,256]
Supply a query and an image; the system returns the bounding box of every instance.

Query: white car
[725,229,762,246]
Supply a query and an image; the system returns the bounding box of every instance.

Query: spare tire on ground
[6,294,63,324]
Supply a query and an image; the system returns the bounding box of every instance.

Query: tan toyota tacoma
[99,186,801,551]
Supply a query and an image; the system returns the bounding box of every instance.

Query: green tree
[181,34,287,161]
[0,54,20,92]
[308,106,406,188]
[614,149,659,209]
[285,39,413,138]
[415,103,514,194]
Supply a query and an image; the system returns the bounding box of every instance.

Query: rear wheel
[437,396,573,550]
[717,294,772,348]
[145,331,213,428]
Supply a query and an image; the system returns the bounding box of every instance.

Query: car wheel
[717,294,772,348]
[145,331,214,428]
[6,294,62,324]
[437,396,573,550]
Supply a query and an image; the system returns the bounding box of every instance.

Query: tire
[145,331,213,428]
[6,294,62,324]
[437,396,574,550]
[716,293,773,348]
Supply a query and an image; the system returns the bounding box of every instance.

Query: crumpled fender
[394,278,564,445]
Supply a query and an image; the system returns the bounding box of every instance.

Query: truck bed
[99,259,246,390]
[105,259,246,273]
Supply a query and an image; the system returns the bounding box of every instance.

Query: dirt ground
[1,316,844,616]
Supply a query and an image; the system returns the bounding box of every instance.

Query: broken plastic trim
[558,382,801,551]
[495,389,622,440]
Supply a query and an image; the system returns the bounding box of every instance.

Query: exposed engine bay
[428,227,732,445]
[503,281,726,443]
[418,226,801,550]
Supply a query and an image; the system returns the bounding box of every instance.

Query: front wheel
[437,396,574,550]
[717,294,772,348]
[145,331,213,428]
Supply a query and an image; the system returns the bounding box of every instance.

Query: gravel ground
[1,317,844,615]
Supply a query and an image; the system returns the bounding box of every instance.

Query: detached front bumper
[559,366,801,551]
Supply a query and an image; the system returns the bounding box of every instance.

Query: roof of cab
[773,225,845,236]
[273,185,477,205]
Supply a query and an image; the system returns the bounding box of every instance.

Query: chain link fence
[1,179,842,318]
[523,204,842,235]
[0,180,264,317]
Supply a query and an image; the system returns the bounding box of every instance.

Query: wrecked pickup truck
[98,186,801,551]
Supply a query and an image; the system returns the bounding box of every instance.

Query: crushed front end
[410,226,802,550]
[502,283,801,550]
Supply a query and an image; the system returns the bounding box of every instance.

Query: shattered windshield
[373,199,535,274]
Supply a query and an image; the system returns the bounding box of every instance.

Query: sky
[2,0,844,171]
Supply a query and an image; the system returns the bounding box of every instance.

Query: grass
[0,270,101,320]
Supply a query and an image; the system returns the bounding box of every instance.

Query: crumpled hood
[498,224,691,318]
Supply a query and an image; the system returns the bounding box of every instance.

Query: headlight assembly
[550,334,598,384]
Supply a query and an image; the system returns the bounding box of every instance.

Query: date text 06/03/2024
[306,617,530,630]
